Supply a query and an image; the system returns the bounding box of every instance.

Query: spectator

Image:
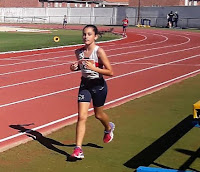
[173,11,179,28]
[122,17,129,36]
[167,11,174,28]
[63,15,67,28]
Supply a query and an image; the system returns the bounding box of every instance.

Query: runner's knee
[95,112,105,120]
[78,113,88,122]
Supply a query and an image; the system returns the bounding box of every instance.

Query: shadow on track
[9,124,103,162]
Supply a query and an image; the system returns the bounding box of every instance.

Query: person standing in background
[173,11,179,28]
[63,15,67,28]
[122,17,129,36]
[167,11,174,28]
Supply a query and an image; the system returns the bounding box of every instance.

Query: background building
[0,0,128,8]
[40,0,103,8]
[129,0,200,7]
[0,0,41,7]
[0,0,199,8]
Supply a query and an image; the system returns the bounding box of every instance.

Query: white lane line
[107,54,200,80]
[0,34,191,75]
[0,32,179,65]
[0,31,157,60]
[0,62,70,76]
[1,68,200,143]
[0,71,79,89]
[1,45,200,89]
[0,52,200,108]
[0,54,73,67]
[112,45,200,65]
[0,86,79,108]
[120,62,200,67]
[0,33,125,56]
[108,34,190,58]
[105,33,168,52]
[0,33,163,66]
[0,30,198,143]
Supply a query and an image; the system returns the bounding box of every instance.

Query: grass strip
[0,30,119,52]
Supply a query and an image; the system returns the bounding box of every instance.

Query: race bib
[78,59,95,73]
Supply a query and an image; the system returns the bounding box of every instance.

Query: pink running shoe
[71,147,84,159]
[103,122,115,143]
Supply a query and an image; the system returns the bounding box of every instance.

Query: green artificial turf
[0,73,200,172]
[0,29,119,52]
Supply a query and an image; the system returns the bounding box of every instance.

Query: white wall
[0,7,200,28]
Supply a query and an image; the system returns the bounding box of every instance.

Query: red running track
[0,25,200,152]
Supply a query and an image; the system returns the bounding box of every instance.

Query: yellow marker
[54,36,60,42]
[193,100,200,118]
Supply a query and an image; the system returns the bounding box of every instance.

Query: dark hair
[83,25,98,35]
